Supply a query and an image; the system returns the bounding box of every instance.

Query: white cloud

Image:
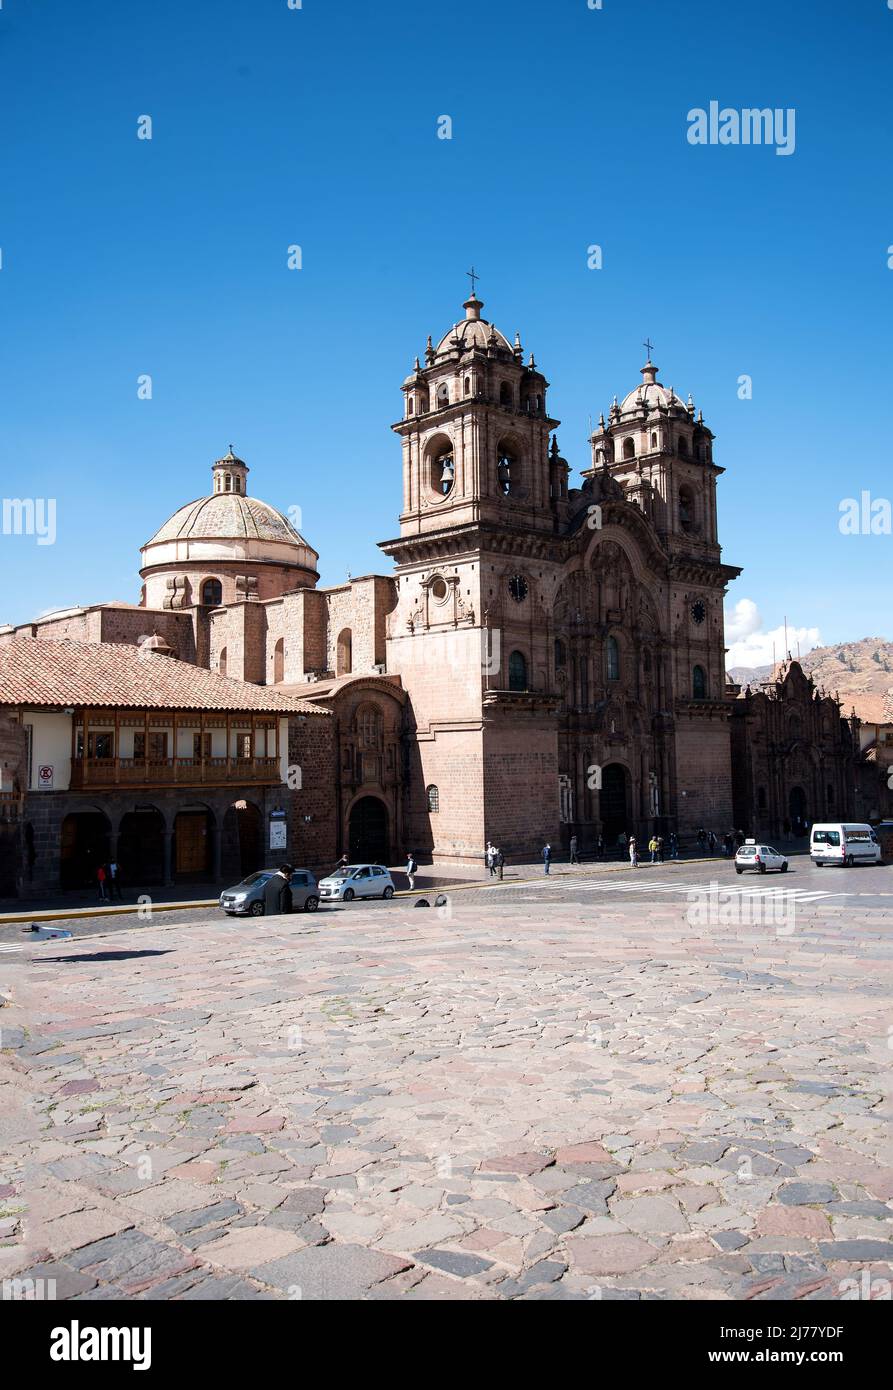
[724,598,821,670]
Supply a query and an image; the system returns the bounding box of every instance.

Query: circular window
[508,575,528,603]
[691,600,706,625]
[430,577,448,602]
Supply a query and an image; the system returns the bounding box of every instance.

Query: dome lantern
[212,447,249,497]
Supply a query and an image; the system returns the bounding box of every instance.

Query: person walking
[648,834,658,864]
[656,834,665,863]
[107,859,122,900]
[596,832,604,860]
[485,842,497,877]
[271,864,293,914]
[708,830,717,855]
[669,831,678,860]
[406,852,418,891]
[542,843,552,876]
[97,863,108,901]
[494,846,504,881]
[628,836,638,868]
[569,834,579,866]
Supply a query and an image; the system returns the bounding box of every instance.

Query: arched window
[201,578,223,607]
[623,437,636,459]
[679,486,695,532]
[508,650,528,691]
[224,473,232,491]
[606,636,620,682]
[678,435,689,456]
[219,646,227,676]
[554,638,566,669]
[651,431,658,448]
[500,382,513,408]
[436,383,450,409]
[426,784,440,813]
[407,396,414,416]
[693,665,707,699]
[497,445,516,495]
[336,628,352,676]
[273,637,284,684]
[464,376,471,396]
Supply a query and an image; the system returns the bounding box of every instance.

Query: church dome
[433,295,514,358]
[140,450,320,584]
[619,361,688,416]
[146,493,311,550]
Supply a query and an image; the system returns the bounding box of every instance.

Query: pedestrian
[628,836,638,868]
[485,841,497,877]
[648,834,657,863]
[272,863,293,914]
[657,834,664,863]
[97,863,107,901]
[708,830,717,854]
[334,853,349,874]
[542,843,552,875]
[596,833,604,859]
[107,859,122,900]
[406,851,418,890]
[569,834,579,865]
[494,846,504,881]
[669,831,678,860]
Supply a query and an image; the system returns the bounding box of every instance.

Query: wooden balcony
[69,755,282,789]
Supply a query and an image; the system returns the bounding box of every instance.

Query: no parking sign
[38,764,54,790]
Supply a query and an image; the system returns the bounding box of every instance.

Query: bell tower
[393,292,565,537]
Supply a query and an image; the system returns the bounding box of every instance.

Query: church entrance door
[600,764,630,845]
[788,786,808,838]
[348,796,390,865]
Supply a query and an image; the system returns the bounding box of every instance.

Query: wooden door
[175,812,209,875]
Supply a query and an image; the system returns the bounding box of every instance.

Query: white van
[810,823,881,867]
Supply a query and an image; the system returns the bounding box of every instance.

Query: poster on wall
[269,820,287,851]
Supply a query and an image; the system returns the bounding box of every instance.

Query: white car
[317,864,396,902]
[735,840,788,875]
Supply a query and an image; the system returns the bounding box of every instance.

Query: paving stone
[817,1240,893,1261]
[5,1261,98,1299]
[610,1196,689,1235]
[413,1248,493,1277]
[566,1233,659,1276]
[712,1231,749,1252]
[777,1182,837,1206]
[251,1243,412,1298]
[167,1201,244,1234]
[67,1231,197,1293]
[479,1152,554,1177]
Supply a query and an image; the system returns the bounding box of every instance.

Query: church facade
[0,291,867,887]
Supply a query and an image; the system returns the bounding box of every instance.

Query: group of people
[696,827,746,856]
[96,860,123,901]
[484,843,506,879]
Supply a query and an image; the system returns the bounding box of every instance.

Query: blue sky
[0,0,891,665]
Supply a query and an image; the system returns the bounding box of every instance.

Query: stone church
[0,290,866,886]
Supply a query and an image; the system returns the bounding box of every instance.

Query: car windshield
[241,872,272,885]
[331,867,357,879]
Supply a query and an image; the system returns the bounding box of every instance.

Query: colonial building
[729,660,861,839]
[0,289,871,890]
[0,638,328,895]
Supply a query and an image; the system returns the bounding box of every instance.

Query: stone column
[162,828,174,887]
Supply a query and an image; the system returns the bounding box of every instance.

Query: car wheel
[816,861,824,868]
[845,854,854,867]
[343,887,355,902]
[249,901,265,917]
[759,863,767,874]
[382,885,394,900]
[304,896,319,913]
[735,867,743,875]
[780,862,788,873]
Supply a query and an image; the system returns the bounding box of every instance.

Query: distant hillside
[728,637,893,723]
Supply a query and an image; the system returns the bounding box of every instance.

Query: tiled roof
[0,639,330,714]
[144,494,317,555]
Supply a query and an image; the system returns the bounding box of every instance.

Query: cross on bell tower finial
[466,265,480,298]
[643,337,654,362]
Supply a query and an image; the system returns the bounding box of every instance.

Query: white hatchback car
[317,864,396,902]
[735,840,788,875]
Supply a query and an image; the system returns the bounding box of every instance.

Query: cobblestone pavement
[1,886,892,1301]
